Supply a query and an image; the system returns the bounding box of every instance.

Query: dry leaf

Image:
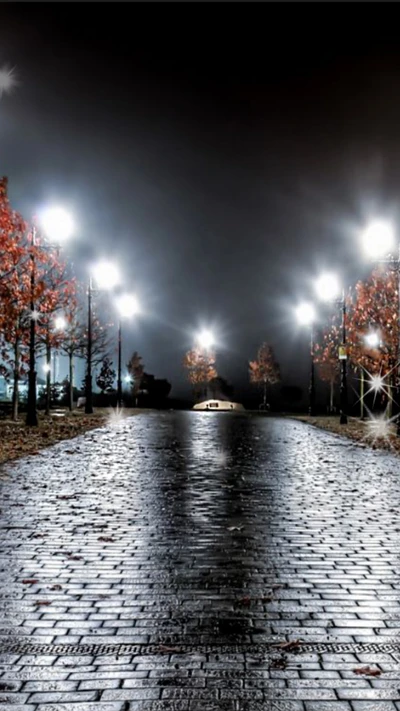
[353,666,381,676]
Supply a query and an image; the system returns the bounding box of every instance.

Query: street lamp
[196,329,215,350]
[54,315,67,331]
[115,293,139,408]
[314,272,348,425]
[26,208,73,427]
[361,219,400,433]
[295,301,317,415]
[85,261,120,414]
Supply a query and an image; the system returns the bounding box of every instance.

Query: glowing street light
[196,329,215,350]
[115,293,140,408]
[361,220,395,259]
[295,302,316,326]
[40,207,74,245]
[54,315,67,331]
[314,272,341,302]
[124,374,133,384]
[365,331,380,349]
[85,261,121,415]
[42,363,51,373]
[26,208,74,427]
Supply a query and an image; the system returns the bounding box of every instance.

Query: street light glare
[124,374,133,383]
[365,331,380,348]
[42,363,51,373]
[54,316,67,331]
[197,329,215,349]
[295,301,316,326]
[115,293,139,318]
[40,207,74,243]
[369,374,384,392]
[92,261,120,290]
[315,272,340,301]
[362,220,395,258]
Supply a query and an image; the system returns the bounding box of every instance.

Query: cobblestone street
[1,411,400,710]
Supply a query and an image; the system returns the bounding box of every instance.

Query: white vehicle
[193,399,245,412]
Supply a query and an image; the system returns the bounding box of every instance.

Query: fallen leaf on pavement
[22,579,38,584]
[353,666,381,676]
[277,640,302,651]
[35,600,51,606]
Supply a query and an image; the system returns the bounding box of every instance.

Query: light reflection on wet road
[1,412,400,709]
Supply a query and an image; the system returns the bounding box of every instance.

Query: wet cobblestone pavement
[1,411,400,710]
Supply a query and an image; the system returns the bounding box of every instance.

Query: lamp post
[85,261,120,414]
[195,329,215,402]
[295,301,316,416]
[361,220,400,434]
[314,272,348,424]
[26,224,38,426]
[26,208,74,426]
[115,293,139,408]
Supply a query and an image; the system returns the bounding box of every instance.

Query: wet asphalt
[1,411,400,710]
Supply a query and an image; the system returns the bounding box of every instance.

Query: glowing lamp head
[115,293,139,319]
[43,363,51,373]
[295,301,316,326]
[40,207,74,244]
[365,331,380,348]
[196,329,215,349]
[92,261,120,290]
[54,316,67,331]
[124,374,133,384]
[362,220,395,259]
[315,272,341,302]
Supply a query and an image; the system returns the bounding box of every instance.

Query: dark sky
[2,4,400,400]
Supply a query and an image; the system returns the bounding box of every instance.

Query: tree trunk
[263,379,267,408]
[69,353,74,411]
[45,342,51,415]
[330,379,334,414]
[12,338,20,422]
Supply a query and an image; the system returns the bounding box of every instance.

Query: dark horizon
[2,4,400,402]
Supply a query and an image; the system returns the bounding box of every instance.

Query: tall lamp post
[26,208,74,426]
[85,261,120,414]
[314,272,348,425]
[361,220,400,434]
[115,293,139,408]
[295,302,317,416]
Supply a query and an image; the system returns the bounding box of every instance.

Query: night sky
[2,5,400,402]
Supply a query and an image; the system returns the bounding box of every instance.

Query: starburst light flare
[0,65,18,98]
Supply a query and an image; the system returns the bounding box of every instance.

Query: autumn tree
[96,357,116,394]
[313,321,340,413]
[35,247,77,415]
[346,268,398,414]
[249,342,280,409]
[183,347,217,402]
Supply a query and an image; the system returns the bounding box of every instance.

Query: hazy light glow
[43,363,51,373]
[115,293,139,319]
[54,316,67,331]
[315,272,341,301]
[0,65,18,98]
[362,220,395,258]
[365,331,380,348]
[40,207,74,244]
[295,301,316,326]
[124,374,133,383]
[92,261,120,290]
[196,329,215,349]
